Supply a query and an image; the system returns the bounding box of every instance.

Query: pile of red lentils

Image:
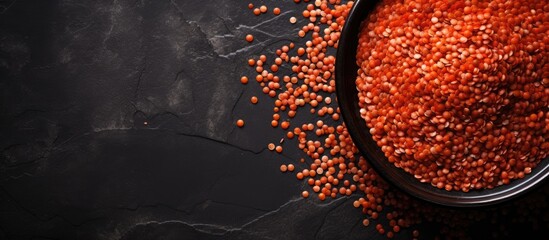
[356,0,548,192]
[238,0,548,238]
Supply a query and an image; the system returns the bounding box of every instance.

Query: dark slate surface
[0,0,547,240]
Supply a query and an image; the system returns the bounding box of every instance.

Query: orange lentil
[240,76,248,84]
[273,7,281,15]
[355,0,548,192]
[259,5,267,13]
[253,8,261,15]
[290,17,297,24]
[245,34,254,42]
[318,192,326,201]
[236,119,244,128]
[280,121,290,130]
[250,96,258,104]
[288,164,295,172]
[239,0,549,239]
[247,58,255,66]
[247,3,253,9]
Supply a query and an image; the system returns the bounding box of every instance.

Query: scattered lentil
[245,34,254,42]
[236,119,245,128]
[287,164,295,172]
[251,96,259,104]
[290,17,297,24]
[253,8,261,16]
[240,0,549,238]
[240,76,249,84]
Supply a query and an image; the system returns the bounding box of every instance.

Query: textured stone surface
[0,0,547,240]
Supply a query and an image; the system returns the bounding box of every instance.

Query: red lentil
[290,17,297,24]
[355,0,548,192]
[251,96,259,104]
[288,164,295,172]
[236,119,245,128]
[248,58,256,66]
[240,0,549,239]
[240,76,249,84]
[253,8,261,16]
[245,34,254,42]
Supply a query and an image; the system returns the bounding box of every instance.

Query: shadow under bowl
[335,0,549,207]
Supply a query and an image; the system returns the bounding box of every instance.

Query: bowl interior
[335,0,549,207]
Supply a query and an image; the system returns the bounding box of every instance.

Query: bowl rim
[335,0,549,207]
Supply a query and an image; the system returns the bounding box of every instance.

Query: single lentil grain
[253,8,261,16]
[236,119,245,128]
[290,17,297,24]
[245,34,254,42]
[251,96,259,104]
[240,76,249,84]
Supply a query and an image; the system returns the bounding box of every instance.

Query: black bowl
[335,0,549,207]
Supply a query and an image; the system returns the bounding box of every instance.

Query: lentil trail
[239,0,549,239]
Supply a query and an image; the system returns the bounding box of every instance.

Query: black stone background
[0,0,547,239]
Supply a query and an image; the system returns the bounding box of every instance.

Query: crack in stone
[207,199,271,213]
[124,220,231,237]
[169,69,196,114]
[112,203,192,215]
[175,131,266,155]
[67,20,94,35]
[133,63,146,101]
[215,14,233,35]
[122,198,309,239]
[228,83,245,138]
[0,0,18,14]
[348,213,363,237]
[2,130,59,172]
[211,34,235,39]
[102,0,119,45]
[168,0,183,15]
[218,41,266,59]
[13,105,76,119]
[238,27,279,38]
[0,186,104,228]
[110,198,270,218]
[33,127,266,156]
[235,10,295,30]
[313,197,350,239]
